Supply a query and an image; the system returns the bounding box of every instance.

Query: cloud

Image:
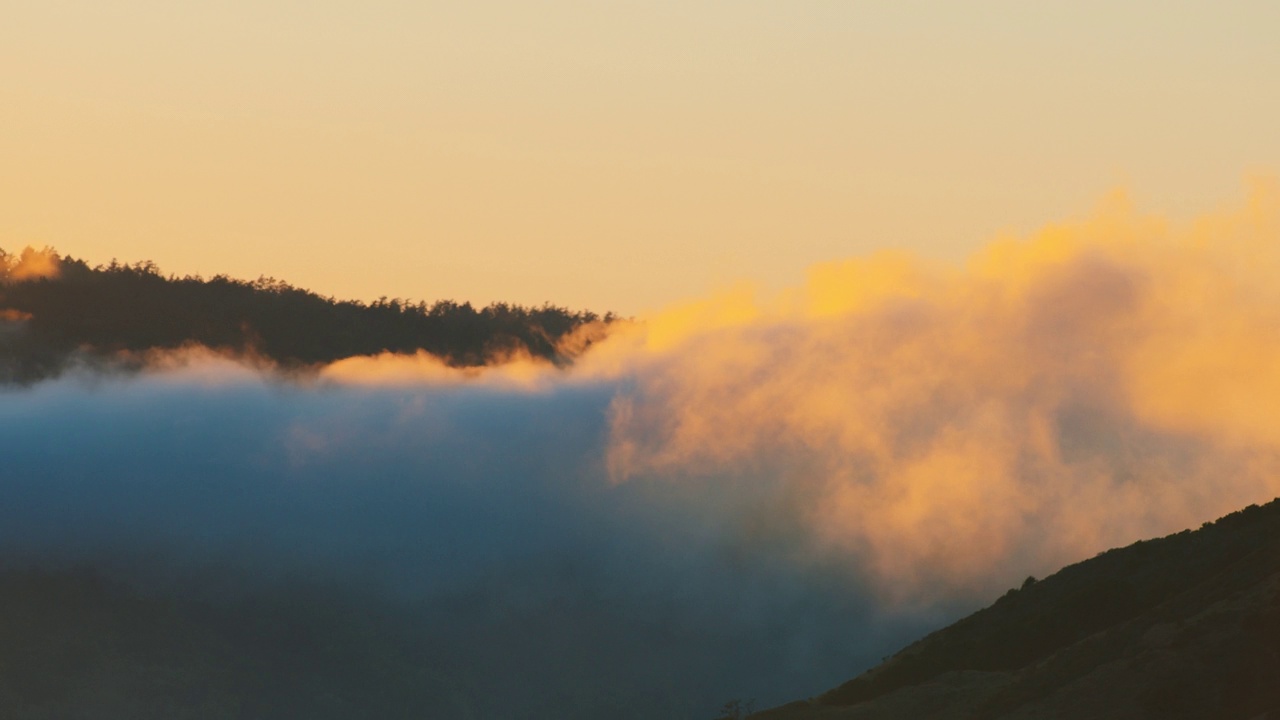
[2,246,61,281]
[318,348,563,389]
[598,181,1280,603]
[0,366,918,716]
[3,182,1279,714]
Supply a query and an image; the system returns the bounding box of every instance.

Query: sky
[4,4,1280,709]
[3,1,1279,314]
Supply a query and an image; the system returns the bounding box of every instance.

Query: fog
[0,359,935,717]
[4,185,1280,717]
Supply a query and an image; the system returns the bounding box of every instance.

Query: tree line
[0,248,614,382]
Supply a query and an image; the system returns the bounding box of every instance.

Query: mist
[600,184,1280,603]
[4,185,1280,716]
[0,359,928,717]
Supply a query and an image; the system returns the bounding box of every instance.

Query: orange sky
[3,1,1279,314]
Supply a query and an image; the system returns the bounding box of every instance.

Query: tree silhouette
[0,248,615,383]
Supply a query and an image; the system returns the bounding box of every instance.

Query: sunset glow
[4,2,1279,313]
[3,3,1280,716]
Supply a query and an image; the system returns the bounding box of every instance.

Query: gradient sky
[3,1,1278,314]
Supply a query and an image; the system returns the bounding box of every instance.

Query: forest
[0,247,613,383]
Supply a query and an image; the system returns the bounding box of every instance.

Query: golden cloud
[599,181,1280,601]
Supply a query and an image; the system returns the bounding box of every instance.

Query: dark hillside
[752,499,1280,720]
[0,249,612,383]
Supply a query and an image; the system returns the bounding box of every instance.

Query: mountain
[0,248,612,383]
[749,499,1280,720]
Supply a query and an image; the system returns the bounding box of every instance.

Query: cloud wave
[3,183,1280,715]
[599,181,1280,602]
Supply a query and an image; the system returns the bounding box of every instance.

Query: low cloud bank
[0,363,920,717]
[3,184,1280,715]
[600,183,1280,603]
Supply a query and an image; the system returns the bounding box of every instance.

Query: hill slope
[753,499,1280,720]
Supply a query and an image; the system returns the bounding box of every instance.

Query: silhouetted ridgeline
[0,247,613,382]
[752,499,1280,720]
